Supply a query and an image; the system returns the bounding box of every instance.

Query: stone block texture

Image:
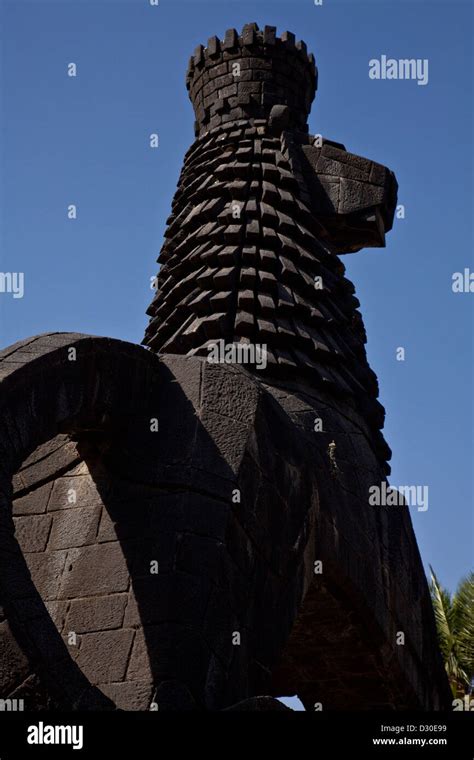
[0,23,450,712]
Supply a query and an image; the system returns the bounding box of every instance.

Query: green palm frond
[429,566,453,661]
[429,566,474,694]
[452,573,474,677]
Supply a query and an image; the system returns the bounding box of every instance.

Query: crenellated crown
[186,23,318,137]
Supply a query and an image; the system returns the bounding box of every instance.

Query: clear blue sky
[0,0,472,605]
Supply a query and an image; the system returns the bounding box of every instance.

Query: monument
[0,24,450,711]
